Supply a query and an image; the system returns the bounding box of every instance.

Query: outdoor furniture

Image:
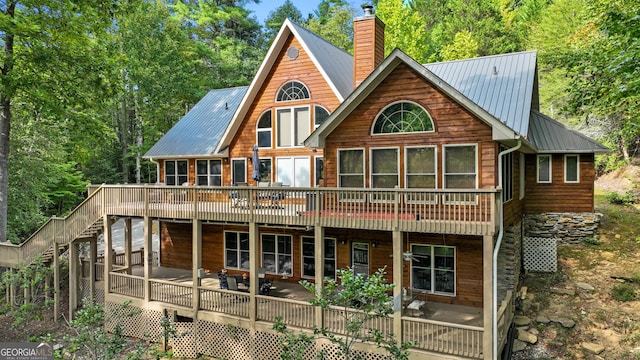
[256,181,286,208]
[229,182,249,208]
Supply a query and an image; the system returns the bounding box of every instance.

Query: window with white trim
[564,154,579,183]
[338,149,364,188]
[301,237,336,279]
[314,156,324,186]
[165,160,188,185]
[405,146,437,203]
[232,158,246,185]
[501,147,513,203]
[196,159,222,186]
[537,155,552,183]
[314,106,330,128]
[276,81,310,102]
[259,158,272,182]
[277,107,310,147]
[261,234,292,275]
[257,110,272,148]
[371,148,399,188]
[372,101,434,134]
[443,145,477,189]
[225,231,249,270]
[411,244,455,295]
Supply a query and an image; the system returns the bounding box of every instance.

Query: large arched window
[257,110,272,148]
[276,81,310,102]
[372,101,434,134]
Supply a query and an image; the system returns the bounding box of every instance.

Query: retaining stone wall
[524,212,602,245]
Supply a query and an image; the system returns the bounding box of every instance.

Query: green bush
[605,190,638,205]
[612,283,637,302]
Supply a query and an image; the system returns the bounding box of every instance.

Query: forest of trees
[0,0,637,243]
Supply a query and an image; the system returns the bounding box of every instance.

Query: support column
[53,244,60,321]
[143,216,153,302]
[483,235,495,360]
[89,236,97,303]
[192,220,202,313]
[248,221,259,325]
[124,218,132,274]
[392,230,403,343]
[103,215,113,299]
[69,241,79,320]
[313,226,325,328]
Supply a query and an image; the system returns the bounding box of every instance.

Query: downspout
[493,137,521,358]
[149,158,160,184]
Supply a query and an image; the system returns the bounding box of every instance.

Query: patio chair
[229,182,249,208]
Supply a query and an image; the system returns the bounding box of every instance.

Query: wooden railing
[199,287,250,318]
[99,184,499,236]
[402,317,484,359]
[323,306,394,337]
[256,296,315,328]
[150,279,192,308]
[109,273,144,299]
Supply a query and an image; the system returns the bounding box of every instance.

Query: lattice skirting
[79,279,105,305]
[523,237,557,272]
[104,301,164,341]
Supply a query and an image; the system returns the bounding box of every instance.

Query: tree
[275,267,411,359]
[376,0,429,62]
[440,30,480,60]
[264,0,305,45]
[306,1,355,52]
[0,0,116,242]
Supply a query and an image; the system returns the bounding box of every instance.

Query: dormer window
[372,101,434,134]
[276,81,310,102]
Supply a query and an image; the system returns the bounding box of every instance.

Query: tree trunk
[120,97,129,183]
[0,1,16,243]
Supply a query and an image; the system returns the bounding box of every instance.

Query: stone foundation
[524,212,602,245]
[498,220,522,301]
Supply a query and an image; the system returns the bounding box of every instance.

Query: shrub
[612,283,637,302]
[605,190,638,205]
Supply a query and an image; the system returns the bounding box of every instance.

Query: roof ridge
[423,50,537,67]
[287,19,353,58]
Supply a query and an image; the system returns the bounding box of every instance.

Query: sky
[246,0,362,25]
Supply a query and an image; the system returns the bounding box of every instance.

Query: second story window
[277,107,310,147]
[338,149,364,188]
[372,101,434,134]
[196,159,222,186]
[443,145,477,189]
[276,80,310,102]
[314,105,330,128]
[257,110,272,148]
[537,154,552,183]
[165,160,187,185]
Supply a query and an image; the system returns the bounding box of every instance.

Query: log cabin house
[0,5,608,360]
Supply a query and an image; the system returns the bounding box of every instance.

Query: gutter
[493,138,521,358]
[149,158,160,184]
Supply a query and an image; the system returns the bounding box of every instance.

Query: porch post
[192,219,202,313]
[313,225,325,328]
[53,243,59,321]
[143,216,153,302]
[483,234,494,360]
[103,215,113,298]
[392,230,403,343]
[248,221,259,325]
[69,241,79,320]
[89,235,97,303]
[124,218,132,274]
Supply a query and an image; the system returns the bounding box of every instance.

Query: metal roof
[424,51,537,137]
[144,86,248,158]
[289,21,353,99]
[528,110,609,153]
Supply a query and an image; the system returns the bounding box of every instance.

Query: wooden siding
[524,153,595,213]
[503,150,525,227]
[160,222,484,307]
[353,16,385,88]
[324,63,496,190]
[224,34,342,186]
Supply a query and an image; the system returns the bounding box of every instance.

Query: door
[232,158,246,185]
[276,157,310,187]
[352,242,369,277]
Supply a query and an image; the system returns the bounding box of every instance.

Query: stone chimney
[353,4,385,88]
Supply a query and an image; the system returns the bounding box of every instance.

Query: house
[0,5,608,360]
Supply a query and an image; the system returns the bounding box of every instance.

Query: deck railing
[402,317,484,359]
[256,296,315,328]
[323,306,394,337]
[109,273,144,299]
[199,287,250,318]
[150,279,193,308]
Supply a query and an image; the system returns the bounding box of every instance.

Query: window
[276,157,310,187]
[261,234,293,275]
[232,158,246,185]
[165,160,188,185]
[411,244,455,295]
[257,110,272,148]
[565,154,579,183]
[371,148,399,188]
[225,231,249,270]
[338,149,364,188]
[301,237,336,279]
[443,145,477,189]
[276,81,310,102]
[372,101,434,134]
[314,156,324,186]
[259,158,272,182]
[405,146,436,203]
[501,147,513,203]
[537,155,551,183]
[277,107,310,147]
[315,106,330,128]
[196,159,222,186]
[519,153,525,200]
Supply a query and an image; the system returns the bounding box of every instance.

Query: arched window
[277,81,310,102]
[314,105,330,128]
[372,102,434,134]
[257,110,272,148]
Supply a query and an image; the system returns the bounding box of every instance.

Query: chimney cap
[362,4,374,16]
